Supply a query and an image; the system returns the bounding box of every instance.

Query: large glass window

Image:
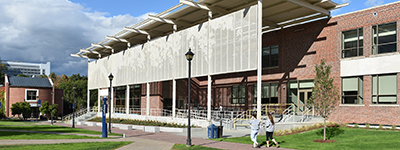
[232,84,245,104]
[25,90,38,101]
[254,83,278,104]
[262,45,279,68]
[342,77,363,104]
[372,22,397,54]
[129,85,141,109]
[342,28,363,58]
[114,86,126,110]
[372,74,397,104]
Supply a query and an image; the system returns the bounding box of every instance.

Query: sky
[0,0,399,76]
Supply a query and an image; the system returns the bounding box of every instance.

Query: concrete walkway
[0,122,293,150]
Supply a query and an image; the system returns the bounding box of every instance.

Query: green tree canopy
[17,74,29,77]
[10,102,31,119]
[56,74,88,110]
[0,61,6,84]
[308,59,340,140]
[39,101,58,120]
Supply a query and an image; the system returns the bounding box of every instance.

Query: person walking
[265,113,279,148]
[249,113,261,148]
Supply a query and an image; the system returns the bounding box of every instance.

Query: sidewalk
[51,122,293,150]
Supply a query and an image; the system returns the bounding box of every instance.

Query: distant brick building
[3,75,63,118]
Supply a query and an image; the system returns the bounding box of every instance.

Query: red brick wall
[7,87,53,117]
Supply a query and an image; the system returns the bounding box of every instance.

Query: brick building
[3,75,63,118]
[73,0,399,126]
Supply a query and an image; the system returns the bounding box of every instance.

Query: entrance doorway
[298,89,312,113]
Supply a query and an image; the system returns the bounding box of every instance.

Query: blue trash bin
[207,124,219,139]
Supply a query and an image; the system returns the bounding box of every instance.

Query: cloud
[365,0,384,7]
[0,0,145,76]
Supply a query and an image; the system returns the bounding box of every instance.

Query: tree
[307,59,340,141]
[17,74,29,77]
[0,61,7,84]
[10,102,32,119]
[39,101,58,120]
[56,74,88,112]
[0,91,5,118]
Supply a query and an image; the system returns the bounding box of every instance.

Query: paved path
[0,122,293,150]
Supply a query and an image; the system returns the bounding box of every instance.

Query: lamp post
[185,48,194,147]
[108,73,114,133]
[51,91,54,125]
[72,85,76,128]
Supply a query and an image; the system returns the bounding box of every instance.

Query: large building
[1,61,51,77]
[73,0,400,127]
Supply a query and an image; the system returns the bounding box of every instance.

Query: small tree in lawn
[307,59,339,141]
[39,101,58,120]
[11,102,32,120]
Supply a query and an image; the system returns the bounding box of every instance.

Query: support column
[146,82,150,116]
[87,89,90,111]
[97,88,101,112]
[126,85,130,115]
[207,10,213,122]
[172,24,177,119]
[111,86,114,113]
[173,79,176,118]
[257,0,263,120]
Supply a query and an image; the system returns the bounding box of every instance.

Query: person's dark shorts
[266,132,274,141]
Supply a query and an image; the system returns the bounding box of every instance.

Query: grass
[0,131,102,139]
[0,120,38,126]
[0,123,121,136]
[171,144,223,150]
[212,127,400,150]
[0,142,132,150]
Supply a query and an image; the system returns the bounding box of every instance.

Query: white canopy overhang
[72,0,347,59]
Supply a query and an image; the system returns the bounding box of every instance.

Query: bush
[10,102,31,119]
[365,123,370,129]
[392,125,397,130]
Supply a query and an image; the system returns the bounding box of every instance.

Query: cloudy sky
[0,0,398,76]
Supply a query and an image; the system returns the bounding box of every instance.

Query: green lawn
[0,131,102,139]
[0,120,37,126]
[0,142,132,150]
[212,127,400,150]
[171,144,223,150]
[0,124,121,136]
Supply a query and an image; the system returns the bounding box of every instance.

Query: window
[342,77,363,104]
[372,74,397,104]
[254,83,278,104]
[25,90,38,101]
[232,84,245,104]
[372,22,397,54]
[114,86,126,111]
[129,85,141,114]
[342,28,363,58]
[262,45,279,68]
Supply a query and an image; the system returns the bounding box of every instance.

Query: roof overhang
[72,0,347,59]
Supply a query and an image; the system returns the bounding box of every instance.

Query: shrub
[353,123,358,128]
[392,125,397,130]
[379,124,383,130]
[365,123,370,129]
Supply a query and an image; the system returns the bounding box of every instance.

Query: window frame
[372,74,397,104]
[372,22,397,55]
[25,89,38,102]
[232,84,245,104]
[253,82,279,104]
[341,76,363,104]
[341,28,364,58]
[262,45,279,68]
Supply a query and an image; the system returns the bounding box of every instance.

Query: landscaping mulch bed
[313,139,337,143]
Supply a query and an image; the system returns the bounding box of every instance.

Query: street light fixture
[72,85,76,128]
[108,73,114,133]
[185,48,194,147]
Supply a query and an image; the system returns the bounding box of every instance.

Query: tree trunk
[323,118,326,140]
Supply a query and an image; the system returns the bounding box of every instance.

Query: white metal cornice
[286,0,330,16]
[180,0,211,11]
[106,36,129,43]
[148,15,175,25]
[123,27,149,35]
